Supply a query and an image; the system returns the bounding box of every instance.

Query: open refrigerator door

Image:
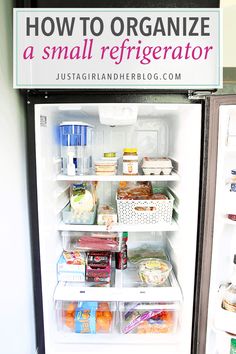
[30,97,202,354]
[204,96,236,354]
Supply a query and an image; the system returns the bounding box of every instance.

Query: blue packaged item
[75,302,98,334]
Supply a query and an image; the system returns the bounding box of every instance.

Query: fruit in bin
[65,303,76,330]
[96,302,112,333]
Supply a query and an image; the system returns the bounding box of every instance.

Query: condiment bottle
[116,232,128,270]
[123,148,138,176]
[231,338,236,354]
[222,255,236,313]
[230,170,236,192]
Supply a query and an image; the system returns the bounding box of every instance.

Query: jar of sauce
[123,148,138,175]
[230,169,236,192]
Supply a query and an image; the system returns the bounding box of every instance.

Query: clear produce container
[59,121,94,175]
[61,231,122,252]
[119,302,179,334]
[62,203,97,225]
[56,301,116,334]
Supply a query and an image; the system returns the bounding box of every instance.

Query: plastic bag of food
[128,243,167,264]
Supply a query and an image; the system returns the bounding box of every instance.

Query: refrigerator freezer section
[206,105,236,354]
[34,103,201,354]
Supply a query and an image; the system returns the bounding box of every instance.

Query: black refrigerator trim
[193,94,236,354]
[15,0,219,9]
[25,89,209,354]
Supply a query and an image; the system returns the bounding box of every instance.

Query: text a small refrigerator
[24,88,236,354]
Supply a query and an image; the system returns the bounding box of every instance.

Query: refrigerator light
[59,105,82,111]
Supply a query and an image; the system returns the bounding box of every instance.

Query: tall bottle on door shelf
[230,339,236,354]
[222,255,236,312]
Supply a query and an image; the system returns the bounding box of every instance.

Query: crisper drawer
[56,301,115,334]
[119,301,180,335]
[55,300,180,336]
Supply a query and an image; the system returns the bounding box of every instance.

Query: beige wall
[221,0,236,67]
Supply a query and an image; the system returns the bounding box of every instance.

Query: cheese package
[97,204,118,225]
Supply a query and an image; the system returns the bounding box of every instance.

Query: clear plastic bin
[61,231,122,252]
[119,301,179,334]
[56,301,116,334]
[62,203,97,225]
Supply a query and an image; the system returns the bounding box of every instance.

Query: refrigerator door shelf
[56,171,180,182]
[57,219,179,233]
[224,192,236,214]
[214,295,236,336]
[213,329,236,354]
[54,270,182,303]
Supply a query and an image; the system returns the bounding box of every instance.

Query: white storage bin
[119,301,179,334]
[117,188,174,224]
[56,300,116,334]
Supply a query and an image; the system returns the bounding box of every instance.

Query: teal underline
[15,84,221,87]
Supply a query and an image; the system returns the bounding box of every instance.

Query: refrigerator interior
[206,105,236,354]
[34,102,201,354]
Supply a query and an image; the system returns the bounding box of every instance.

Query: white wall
[0,1,36,354]
[221,0,236,67]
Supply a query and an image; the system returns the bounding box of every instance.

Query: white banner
[13,8,222,89]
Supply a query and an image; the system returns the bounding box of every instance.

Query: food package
[57,251,85,282]
[62,232,120,252]
[94,160,117,175]
[76,235,119,251]
[64,301,113,333]
[117,181,168,201]
[121,302,176,334]
[75,302,97,334]
[117,182,152,200]
[128,244,167,264]
[142,157,173,175]
[70,183,96,213]
[86,251,112,283]
[96,302,113,333]
[97,204,118,225]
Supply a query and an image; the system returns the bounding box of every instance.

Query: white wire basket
[116,188,174,225]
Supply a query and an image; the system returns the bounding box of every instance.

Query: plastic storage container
[138,258,172,286]
[62,203,97,225]
[61,231,122,252]
[56,301,115,334]
[119,302,179,334]
[141,157,173,175]
[59,121,94,175]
